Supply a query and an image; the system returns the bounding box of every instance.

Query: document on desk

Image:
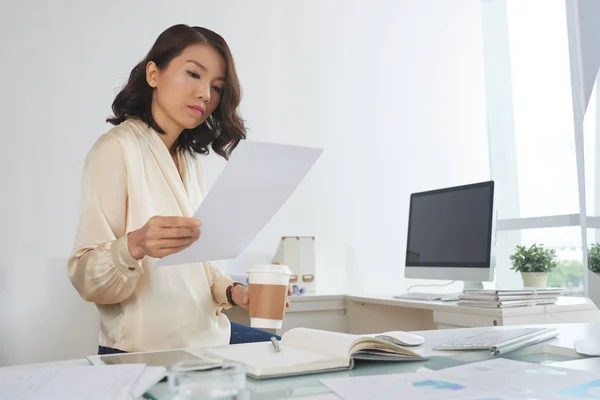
[322,371,515,400]
[0,363,164,400]
[155,141,322,267]
[321,358,600,400]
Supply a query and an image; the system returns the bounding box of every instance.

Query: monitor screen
[406,181,494,268]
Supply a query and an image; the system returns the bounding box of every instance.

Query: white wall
[0,0,489,366]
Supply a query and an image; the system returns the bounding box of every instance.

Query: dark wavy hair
[107,24,246,159]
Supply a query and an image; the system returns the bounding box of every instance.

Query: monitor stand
[393,280,484,302]
[463,281,484,291]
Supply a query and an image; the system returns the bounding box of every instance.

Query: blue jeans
[229,321,281,345]
[97,322,281,354]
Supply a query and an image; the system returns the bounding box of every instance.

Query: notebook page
[282,328,364,359]
[0,364,146,400]
[205,341,339,374]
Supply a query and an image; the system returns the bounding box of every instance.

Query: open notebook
[203,328,426,379]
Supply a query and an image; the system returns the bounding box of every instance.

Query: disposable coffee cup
[247,264,291,329]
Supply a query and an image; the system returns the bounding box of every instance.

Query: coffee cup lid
[247,263,292,275]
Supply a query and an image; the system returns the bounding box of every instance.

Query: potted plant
[509,244,558,288]
[589,243,600,274]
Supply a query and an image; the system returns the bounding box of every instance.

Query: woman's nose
[196,83,211,103]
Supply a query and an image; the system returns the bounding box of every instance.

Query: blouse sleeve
[208,262,235,310]
[67,133,143,305]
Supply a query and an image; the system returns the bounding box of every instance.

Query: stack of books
[457,288,565,309]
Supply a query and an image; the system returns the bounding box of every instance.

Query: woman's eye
[212,86,223,94]
[187,71,200,79]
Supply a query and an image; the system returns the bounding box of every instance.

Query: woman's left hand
[231,285,293,311]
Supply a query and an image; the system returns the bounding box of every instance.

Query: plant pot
[521,272,548,288]
[589,263,600,275]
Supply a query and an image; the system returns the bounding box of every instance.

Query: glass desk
[146,354,583,399]
[146,323,595,399]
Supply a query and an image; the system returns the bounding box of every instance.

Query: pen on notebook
[270,336,281,353]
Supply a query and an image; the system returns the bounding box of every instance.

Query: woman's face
[147,43,226,133]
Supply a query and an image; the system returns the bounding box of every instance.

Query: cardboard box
[273,236,316,292]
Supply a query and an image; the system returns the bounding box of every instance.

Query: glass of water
[168,359,246,399]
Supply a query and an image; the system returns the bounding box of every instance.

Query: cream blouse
[67,118,234,352]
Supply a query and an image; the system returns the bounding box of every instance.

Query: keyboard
[394,292,460,302]
[433,327,553,351]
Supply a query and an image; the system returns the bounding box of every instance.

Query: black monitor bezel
[405,180,495,268]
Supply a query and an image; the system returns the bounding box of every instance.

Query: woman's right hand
[127,216,202,259]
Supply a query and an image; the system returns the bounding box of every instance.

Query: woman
[67,24,286,355]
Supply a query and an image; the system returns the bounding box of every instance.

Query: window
[484,0,591,294]
[584,77,600,217]
[506,0,579,218]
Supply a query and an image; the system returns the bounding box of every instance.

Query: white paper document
[322,372,508,400]
[155,141,322,267]
[321,358,600,400]
[0,363,153,400]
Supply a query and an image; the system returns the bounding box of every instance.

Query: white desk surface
[288,293,597,317]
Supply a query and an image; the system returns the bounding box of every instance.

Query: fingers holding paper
[127,216,202,259]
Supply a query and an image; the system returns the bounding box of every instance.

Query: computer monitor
[404,180,496,288]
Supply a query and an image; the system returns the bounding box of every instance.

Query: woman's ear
[146,61,158,88]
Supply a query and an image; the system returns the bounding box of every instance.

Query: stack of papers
[457,288,564,309]
[0,363,165,400]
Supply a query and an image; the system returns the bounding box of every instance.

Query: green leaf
[509,243,558,273]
